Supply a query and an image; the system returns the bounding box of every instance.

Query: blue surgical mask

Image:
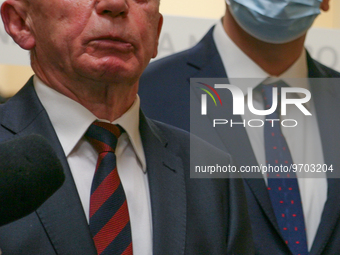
[226,0,323,44]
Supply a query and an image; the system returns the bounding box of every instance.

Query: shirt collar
[34,75,146,172]
[213,20,309,95]
[109,94,146,172]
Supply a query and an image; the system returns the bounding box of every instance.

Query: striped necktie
[85,121,133,255]
[261,82,308,255]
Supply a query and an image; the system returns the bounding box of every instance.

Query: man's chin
[84,69,139,86]
[75,60,139,81]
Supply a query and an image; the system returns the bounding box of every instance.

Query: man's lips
[86,37,134,53]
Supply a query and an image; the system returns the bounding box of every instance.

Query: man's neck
[32,62,138,122]
[223,8,306,77]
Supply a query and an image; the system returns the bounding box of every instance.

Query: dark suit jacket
[0,96,6,104]
[0,77,253,255]
[139,26,340,255]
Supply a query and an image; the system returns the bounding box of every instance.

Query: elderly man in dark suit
[139,0,340,254]
[0,0,253,254]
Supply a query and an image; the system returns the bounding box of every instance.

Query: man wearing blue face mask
[139,0,340,254]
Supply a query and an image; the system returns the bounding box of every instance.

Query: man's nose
[95,0,128,17]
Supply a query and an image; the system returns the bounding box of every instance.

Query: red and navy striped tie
[262,82,308,255]
[85,121,133,255]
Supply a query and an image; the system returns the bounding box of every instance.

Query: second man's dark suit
[139,27,340,255]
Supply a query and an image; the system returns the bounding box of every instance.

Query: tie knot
[85,121,124,154]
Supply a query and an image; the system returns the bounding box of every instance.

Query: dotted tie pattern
[85,121,133,255]
[262,82,308,255]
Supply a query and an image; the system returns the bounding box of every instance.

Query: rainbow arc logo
[197,82,222,115]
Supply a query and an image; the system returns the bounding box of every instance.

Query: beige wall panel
[159,0,225,19]
[159,0,339,28]
[0,0,340,97]
[0,65,34,98]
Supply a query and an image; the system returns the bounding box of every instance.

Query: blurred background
[1,0,340,99]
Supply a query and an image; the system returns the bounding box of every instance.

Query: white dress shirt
[34,76,153,255]
[213,20,327,250]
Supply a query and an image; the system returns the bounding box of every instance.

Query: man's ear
[320,0,330,12]
[1,0,35,50]
[152,13,163,59]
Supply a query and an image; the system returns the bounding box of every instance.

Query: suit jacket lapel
[139,112,186,255]
[0,78,97,254]
[186,27,227,79]
[187,29,281,235]
[308,57,340,255]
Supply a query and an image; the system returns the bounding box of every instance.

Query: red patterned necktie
[261,82,308,255]
[85,121,133,255]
